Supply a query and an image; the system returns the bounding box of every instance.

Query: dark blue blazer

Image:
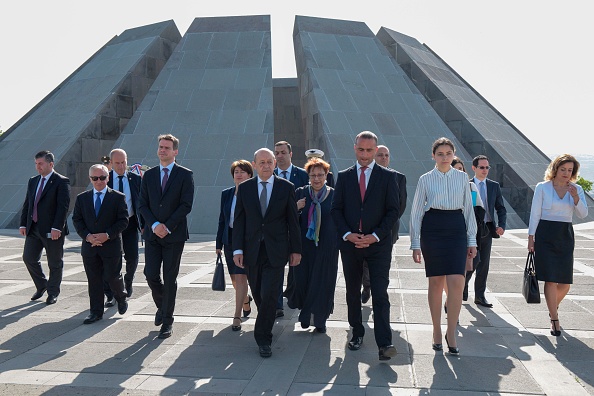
[216,186,235,249]
[107,170,144,230]
[484,178,507,237]
[274,165,308,190]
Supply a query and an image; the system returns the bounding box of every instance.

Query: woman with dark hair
[216,160,254,331]
[288,157,338,333]
[410,138,477,355]
[528,154,588,336]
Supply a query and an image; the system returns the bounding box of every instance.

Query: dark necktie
[479,181,491,222]
[260,181,268,216]
[281,170,288,179]
[95,192,102,217]
[118,175,124,193]
[32,177,46,223]
[162,168,169,192]
[359,166,367,231]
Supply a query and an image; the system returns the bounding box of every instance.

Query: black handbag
[211,253,226,291]
[522,252,540,303]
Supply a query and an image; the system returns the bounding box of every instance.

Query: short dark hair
[304,158,330,175]
[355,131,378,144]
[158,134,179,150]
[35,150,54,163]
[274,141,292,153]
[431,137,455,154]
[472,155,489,167]
[451,156,465,172]
[230,159,254,178]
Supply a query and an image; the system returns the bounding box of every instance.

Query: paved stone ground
[0,224,593,395]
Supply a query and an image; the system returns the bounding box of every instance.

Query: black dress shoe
[361,287,371,304]
[158,324,173,339]
[31,287,47,301]
[348,336,363,350]
[474,296,493,308]
[46,295,58,305]
[154,309,163,326]
[275,309,284,318]
[378,345,397,360]
[83,313,103,324]
[125,281,133,298]
[105,297,115,307]
[259,345,272,358]
[117,299,128,315]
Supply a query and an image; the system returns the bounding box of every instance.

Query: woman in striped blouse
[410,138,477,355]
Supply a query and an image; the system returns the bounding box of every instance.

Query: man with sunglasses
[464,155,507,307]
[72,165,129,324]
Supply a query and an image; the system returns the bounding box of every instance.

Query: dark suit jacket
[484,178,507,238]
[331,164,400,248]
[232,176,301,267]
[391,170,407,243]
[216,186,235,249]
[72,188,129,257]
[138,163,194,243]
[107,170,144,230]
[20,171,70,236]
[274,165,308,189]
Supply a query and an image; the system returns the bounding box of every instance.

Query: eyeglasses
[90,176,107,181]
[309,173,326,179]
[476,166,491,170]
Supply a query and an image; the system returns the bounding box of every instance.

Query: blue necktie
[95,192,102,217]
[479,182,491,222]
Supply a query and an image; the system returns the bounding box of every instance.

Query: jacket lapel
[38,173,57,202]
[364,165,379,203]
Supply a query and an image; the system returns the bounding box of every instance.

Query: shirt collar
[41,170,54,180]
[114,170,127,178]
[474,176,486,184]
[357,161,375,171]
[93,187,108,195]
[160,163,175,172]
[257,175,275,184]
[278,164,293,176]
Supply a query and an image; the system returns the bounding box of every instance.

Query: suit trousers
[246,242,285,347]
[465,226,493,298]
[83,253,126,316]
[22,223,65,295]
[144,238,184,326]
[104,216,139,298]
[341,241,393,347]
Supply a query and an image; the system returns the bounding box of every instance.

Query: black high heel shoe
[550,319,561,336]
[445,334,459,355]
[243,295,252,318]
[432,333,443,351]
[232,317,242,331]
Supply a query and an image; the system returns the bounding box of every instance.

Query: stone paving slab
[0,227,593,395]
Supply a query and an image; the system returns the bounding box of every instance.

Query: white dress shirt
[528,180,588,235]
[114,171,133,217]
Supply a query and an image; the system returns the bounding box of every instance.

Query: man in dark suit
[465,155,507,307]
[331,131,400,361]
[19,150,70,305]
[138,134,194,339]
[273,140,308,317]
[72,164,129,324]
[233,148,302,358]
[361,145,407,304]
[103,148,143,304]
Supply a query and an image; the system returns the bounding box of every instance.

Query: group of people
[18,131,588,361]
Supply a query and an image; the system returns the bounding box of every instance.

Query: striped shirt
[409,167,477,250]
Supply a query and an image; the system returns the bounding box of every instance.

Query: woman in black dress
[528,154,588,336]
[410,138,477,355]
[288,158,338,333]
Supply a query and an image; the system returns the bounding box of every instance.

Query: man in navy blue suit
[273,140,308,317]
[331,131,400,361]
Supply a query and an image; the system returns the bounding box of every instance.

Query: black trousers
[22,223,65,296]
[246,242,285,347]
[465,224,493,298]
[83,253,127,316]
[104,216,139,298]
[340,241,392,348]
[143,239,184,326]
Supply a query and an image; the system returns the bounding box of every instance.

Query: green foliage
[576,176,593,193]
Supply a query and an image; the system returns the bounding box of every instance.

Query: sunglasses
[476,166,491,170]
[90,175,107,181]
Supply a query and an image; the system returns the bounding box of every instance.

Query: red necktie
[32,177,46,223]
[359,166,367,231]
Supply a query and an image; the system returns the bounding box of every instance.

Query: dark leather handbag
[211,253,226,291]
[522,252,540,303]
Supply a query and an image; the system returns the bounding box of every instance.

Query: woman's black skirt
[420,209,467,277]
[223,228,246,275]
[534,219,574,284]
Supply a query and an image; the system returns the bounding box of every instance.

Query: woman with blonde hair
[528,154,588,336]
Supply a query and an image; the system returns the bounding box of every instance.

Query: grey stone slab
[200,69,239,89]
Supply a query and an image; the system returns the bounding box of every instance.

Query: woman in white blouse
[410,138,477,355]
[528,154,588,336]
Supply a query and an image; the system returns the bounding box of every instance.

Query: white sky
[1,0,592,155]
